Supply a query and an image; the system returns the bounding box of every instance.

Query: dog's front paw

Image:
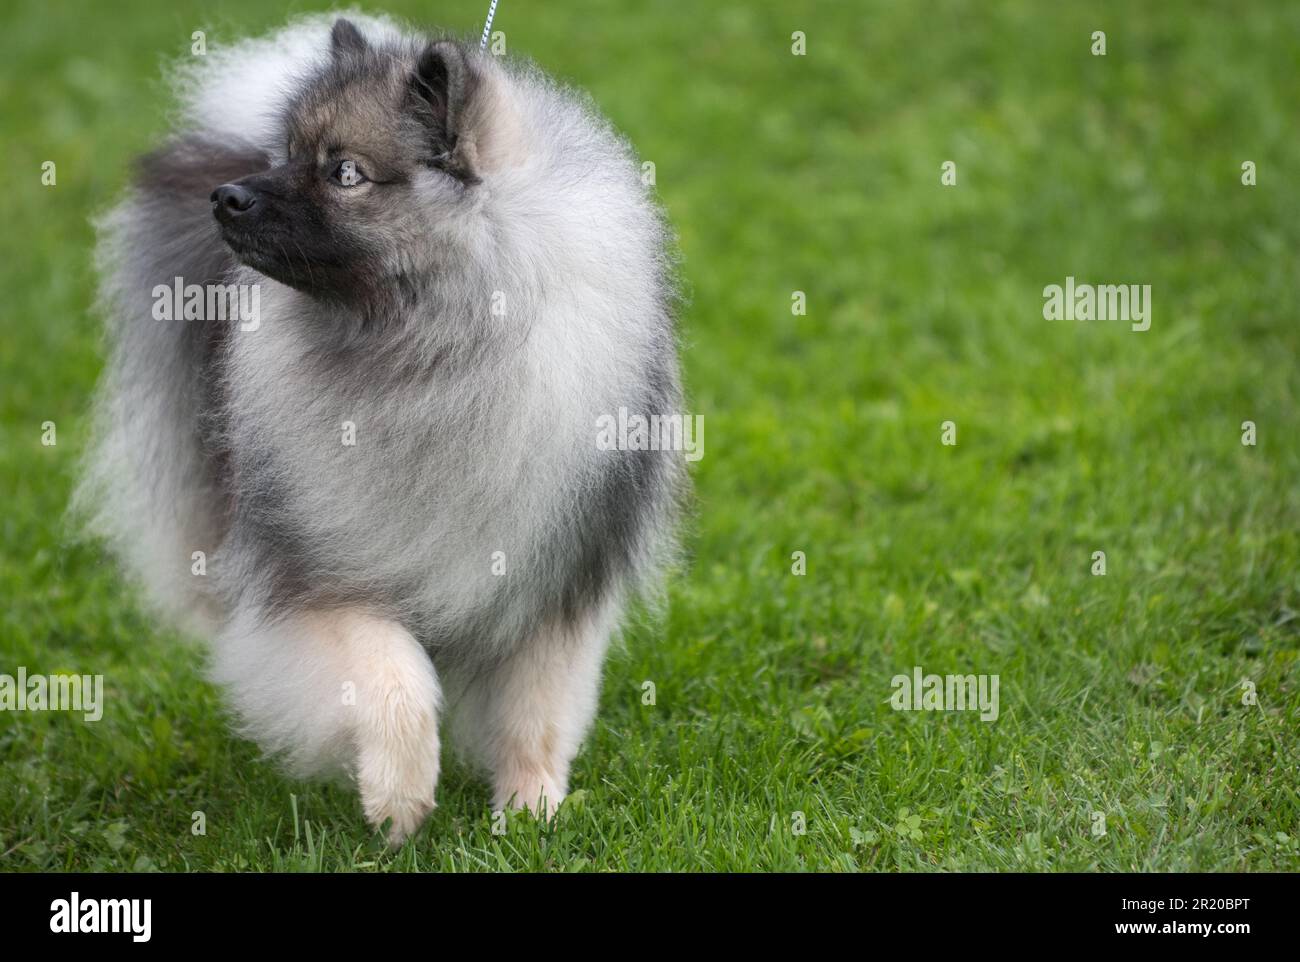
[355,698,441,845]
[360,756,438,845]
[341,611,443,845]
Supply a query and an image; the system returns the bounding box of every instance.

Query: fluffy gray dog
[78,13,685,842]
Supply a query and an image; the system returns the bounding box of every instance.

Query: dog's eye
[331,160,369,187]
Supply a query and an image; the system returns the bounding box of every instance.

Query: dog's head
[211,19,513,305]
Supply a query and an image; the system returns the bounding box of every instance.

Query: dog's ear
[330,18,369,58]
[409,41,526,181]
[409,40,483,181]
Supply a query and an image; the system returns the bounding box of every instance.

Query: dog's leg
[211,607,441,844]
[341,611,443,844]
[454,602,618,818]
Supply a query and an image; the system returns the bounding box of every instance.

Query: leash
[480,0,501,50]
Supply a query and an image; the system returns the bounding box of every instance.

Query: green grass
[2,0,1298,871]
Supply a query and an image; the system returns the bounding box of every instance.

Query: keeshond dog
[78,13,685,842]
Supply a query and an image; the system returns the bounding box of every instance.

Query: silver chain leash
[480,0,501,51]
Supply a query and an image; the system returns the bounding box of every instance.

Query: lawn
[1,0,1297,871]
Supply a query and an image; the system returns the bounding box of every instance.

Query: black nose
[210,183,257,217]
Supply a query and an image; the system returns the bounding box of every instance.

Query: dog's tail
[74,137,267,637]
